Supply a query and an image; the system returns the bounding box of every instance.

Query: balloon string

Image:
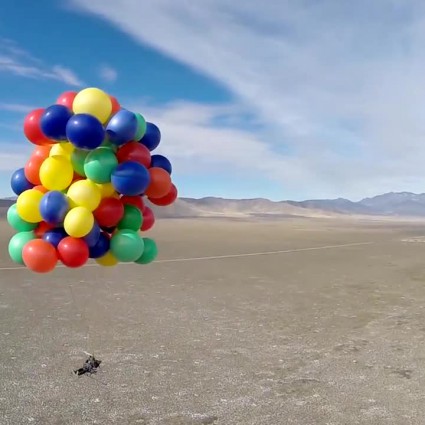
[67,280,92,355]
[67,280,112,398]
[67,281,108,393]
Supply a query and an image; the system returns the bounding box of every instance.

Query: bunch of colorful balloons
[8,87,177,273]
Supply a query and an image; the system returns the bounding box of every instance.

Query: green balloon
[8,231,36,264]
[117,205,143,231]
[71,149,88,177]
[101,138,118,152]
[134,113,147,141]
[110,229,144,262]
[7,204,37,232]
[135,238,158,264]
[84,147,118,183]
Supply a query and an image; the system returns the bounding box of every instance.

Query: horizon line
[0,190,422,204]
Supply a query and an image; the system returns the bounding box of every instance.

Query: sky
[2,1,425,201]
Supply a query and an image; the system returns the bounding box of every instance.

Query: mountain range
[2,191,425,219]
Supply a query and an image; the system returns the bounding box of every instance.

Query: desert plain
[2,216,425,424]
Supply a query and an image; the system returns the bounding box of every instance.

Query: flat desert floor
[2,217,425,424]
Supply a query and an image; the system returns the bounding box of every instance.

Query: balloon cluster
[8,88,177,273]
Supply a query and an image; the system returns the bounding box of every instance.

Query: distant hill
[286,198,373,215]
[0,199,13,216]
[287,192,425,217]
[169,197,332,218]
[148,192,425,218]
[3,192,425,219]
[358,192,425,215]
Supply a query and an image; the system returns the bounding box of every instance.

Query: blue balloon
[43,228,67,248]
[83,221,101,248]
[10,168,34,195]
[106,110,138,146]
[89,232,110,258]
[139,122,161,151]
[40,105,73,141]
[39,191,70,224]
[150,154,172,174]
[111,161,150,196]
[66,114,105,150]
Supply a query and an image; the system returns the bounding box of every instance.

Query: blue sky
[2,1,425,201]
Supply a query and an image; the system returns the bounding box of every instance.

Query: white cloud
[0,145,31,171]
[0,103,37,113]
[68,0,425,199]
[128,100,313,193]
[0,38,83,87]
[99,64,118,83]
[0,122,21,132]
[51,65,83,87]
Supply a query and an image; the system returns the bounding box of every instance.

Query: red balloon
[149,183,178,206]
[141,206,155,231]
[56,91,77,109]
[35,222,55,238]
[58,237,89,268]
[32,145,52,159]
[145,167,172,199]
[24,156,44,185]
[24,109,52,146]
[110,96,121,115]
[33,185,48,194]
[93,197,125,228]
[121,195,145,212]
[116,142,151,167]
[22,239,58,273]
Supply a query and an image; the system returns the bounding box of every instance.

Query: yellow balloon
[50,142,74,158]
[40,155,73,191]
[64,207,94,238]
[96,251,118,267]
[72,87,112,124]
[16,189,43,223]
[96,182,115,198]
[67,179,101,211]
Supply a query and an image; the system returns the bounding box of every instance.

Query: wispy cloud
[50,65,83,87]
[0,143,32,171]
[0,122,21,132]
[99,64,118,83]
[68,0,425,199]
[0,102,36,113]
[128,100,311,193]
[0,38,83,87]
